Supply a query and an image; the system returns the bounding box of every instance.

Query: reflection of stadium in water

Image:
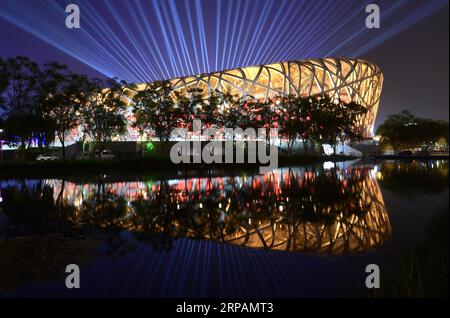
[43,164,390,254]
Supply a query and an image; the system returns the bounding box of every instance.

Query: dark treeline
[0,56,132,159]
[0,56,369,159]
[376,110,449,154]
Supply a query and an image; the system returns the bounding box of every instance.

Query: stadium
[59,58,383,156]
[131,57,383,139]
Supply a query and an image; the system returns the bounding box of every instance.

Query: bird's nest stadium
[65,58,383,146]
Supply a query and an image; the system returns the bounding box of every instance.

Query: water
[0,159,448,297]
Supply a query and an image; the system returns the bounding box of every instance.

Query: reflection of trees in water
[0,182,100,293]
[1,167,392,254]
[79,184,130,232]
[379,160,448,197]
[128,168,390,253]
[0,181,77,238]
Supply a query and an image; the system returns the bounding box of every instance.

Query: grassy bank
[370,205,449,298]
[0,154,357,178]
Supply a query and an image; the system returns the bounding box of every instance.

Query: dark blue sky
[0,0,448,125]
[364,5,449,126]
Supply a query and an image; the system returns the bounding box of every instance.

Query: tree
[197,90,224,129]
[1,56,43,150]
[82,78,133,152]
[2,112,36,148]
[39,63,89,158]
[222,93,247,128]
[434,121,449,150]
[132,80,180,143]
[278,95,311,153]
[294,96,315,154]
[0,57,8,109]
[338,101,368,144]
[221,93,255,146]
[310,94,340,154]
[414,118,449,151]
[377,111,449,153]
[309,95,367,154]
[376,110,417,153]
[242,97,278,146]
[176,87,206,133]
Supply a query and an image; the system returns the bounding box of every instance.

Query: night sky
[0,0,448,127]
[364,5,449,127]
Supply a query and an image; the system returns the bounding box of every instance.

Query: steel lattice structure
[158,58,383,137]
[64,58,383,143]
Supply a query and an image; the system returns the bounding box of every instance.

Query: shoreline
[0,154,448,178]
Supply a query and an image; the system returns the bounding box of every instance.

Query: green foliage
[0,56,135,158]
[81,78,134,150]
[132,80,180,142]
[0,57,8,108]
[39,63,86,158]
[133,83,366,153]
[195,90,226,129]
[276,94,367,154]
[1,55,373,160]
[376,110,449,153]
[309,95,367,153]
[0,56,55,150]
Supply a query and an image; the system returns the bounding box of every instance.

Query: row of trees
[0,56,134,158]
[1,56,368,158]
[376,110,449,153]
[132,80,368,154]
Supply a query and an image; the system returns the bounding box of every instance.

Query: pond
[0,159,448,297]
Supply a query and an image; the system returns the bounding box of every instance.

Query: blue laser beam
[0,0,447,82]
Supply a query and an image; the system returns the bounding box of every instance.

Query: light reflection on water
[1,161,392,254]
[0,159,448,297]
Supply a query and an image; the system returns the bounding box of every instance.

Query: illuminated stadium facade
[65,58,383,145]
[133,58,383,138]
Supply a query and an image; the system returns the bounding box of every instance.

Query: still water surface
[0,159,447,297]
